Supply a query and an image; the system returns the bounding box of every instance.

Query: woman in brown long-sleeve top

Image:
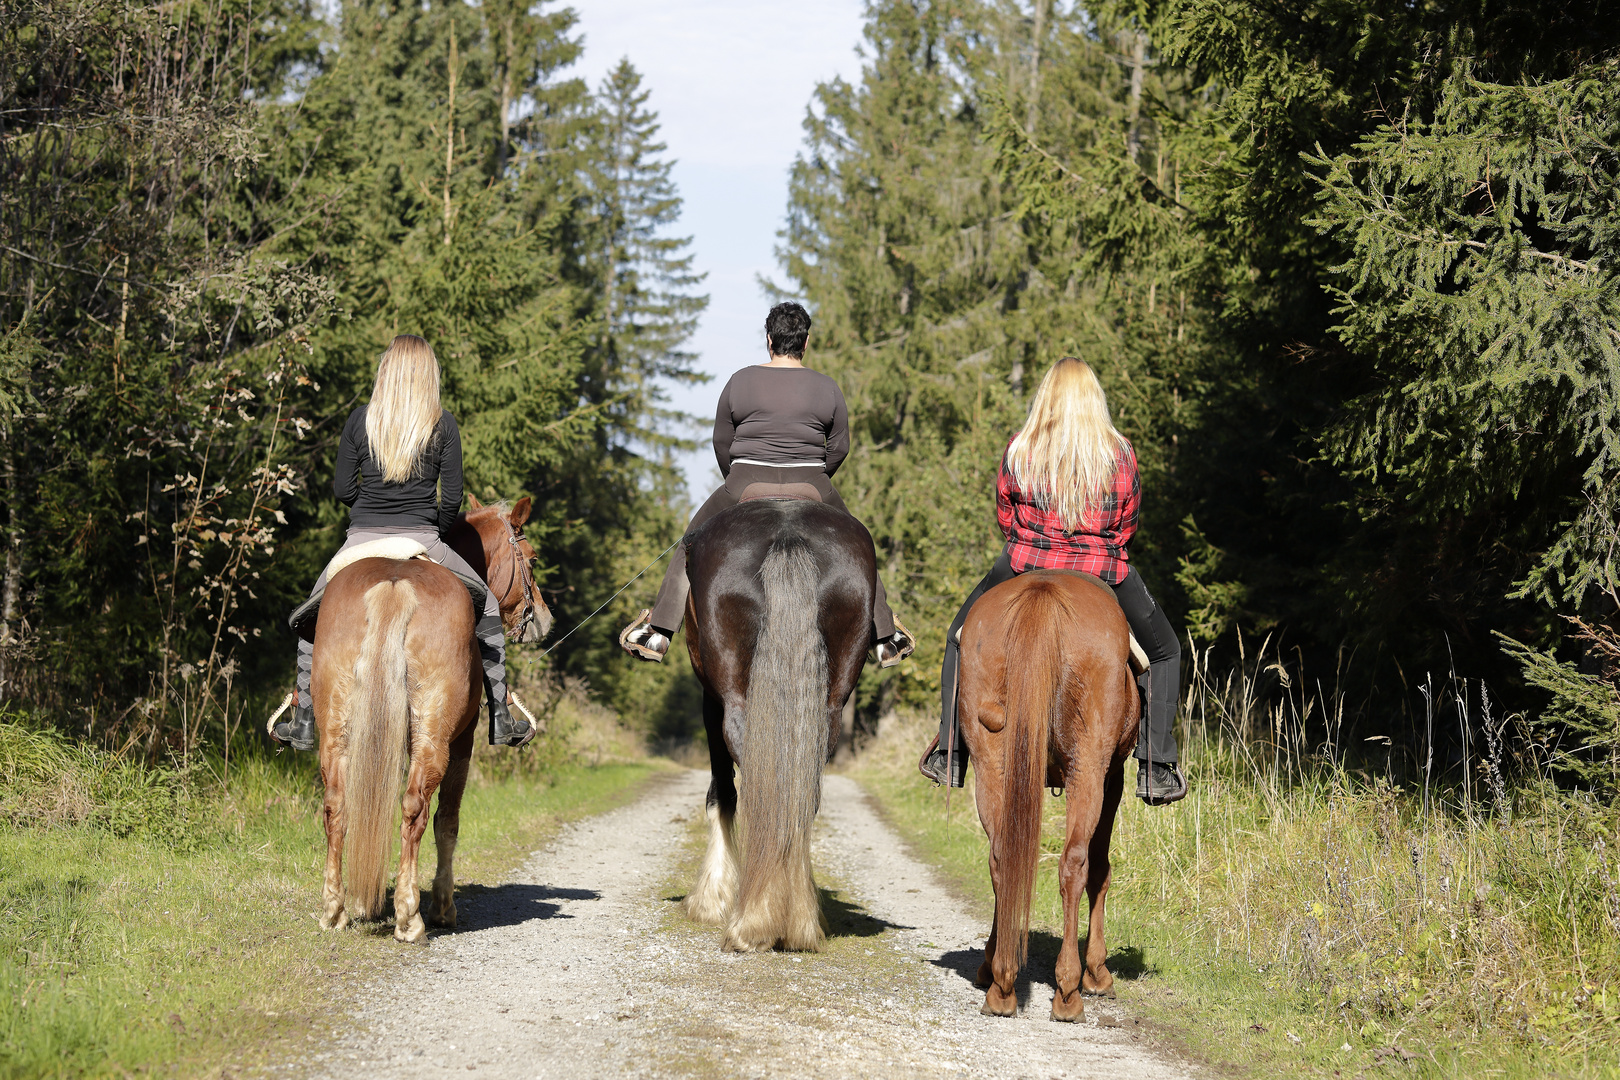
[619,302,914,666]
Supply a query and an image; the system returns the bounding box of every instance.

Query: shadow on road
[656,887,913,942]
[931,934,1151,999]
[401,882,601,933]
[821,887,914,939]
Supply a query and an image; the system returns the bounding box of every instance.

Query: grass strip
[0,727,665,1080]
[848,711,1620,1080]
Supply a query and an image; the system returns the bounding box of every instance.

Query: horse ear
[467,494,483,510]
[509,496,532,528]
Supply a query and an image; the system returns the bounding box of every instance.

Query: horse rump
[726,535,829,952]
[342,578,418,920]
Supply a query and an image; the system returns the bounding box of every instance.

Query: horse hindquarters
[725,539,828,953]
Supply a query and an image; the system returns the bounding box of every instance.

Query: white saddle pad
[325,537,430,581]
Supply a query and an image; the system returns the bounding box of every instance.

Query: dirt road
[304,769,1193,1079]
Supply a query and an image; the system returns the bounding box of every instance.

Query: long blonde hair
[365,335,442,483]
[1006,358,1127,530]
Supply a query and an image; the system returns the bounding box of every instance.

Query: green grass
[0,718,665,1079]
[849,709,1620,1080]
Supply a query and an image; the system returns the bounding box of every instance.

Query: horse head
[455,495,552,644]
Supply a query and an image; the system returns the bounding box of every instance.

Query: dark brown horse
[681,498,876,951]
[956,570,1139,1019]
[311,498,549,942]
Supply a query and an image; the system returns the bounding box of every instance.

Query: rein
[535,537,681,659]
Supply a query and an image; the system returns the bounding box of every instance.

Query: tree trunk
[1125,29,1147,162]
[1026,0,1048,133]
[0,429,21,701]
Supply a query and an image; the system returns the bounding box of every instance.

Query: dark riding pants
[934,549,1180,770]
[648,463,896,640]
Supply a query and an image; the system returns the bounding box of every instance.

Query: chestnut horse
[311,498,550,943]
[681,498,876,951]
[956,570,1139,1019]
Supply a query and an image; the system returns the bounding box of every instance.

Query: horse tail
[992,580,1067,976]
[729,535,828,952]
[343,578,418,919]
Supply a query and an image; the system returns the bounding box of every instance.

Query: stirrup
[1136,760,1188,805]
[874,616,917,669]
[490,691,542,748]
[618,608,670,663]
[917,733,965,788]
[266,691,316,752]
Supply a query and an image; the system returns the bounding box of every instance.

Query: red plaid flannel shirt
[996,434,1140,584]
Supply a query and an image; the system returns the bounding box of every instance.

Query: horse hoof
[319,905,348,931]
[394,913,427,944]
[430,902,457,929]
[1083,972,1116,998]
[980,988,1018,1017]
[1051,988,1085,1023]
[973,961,993,989]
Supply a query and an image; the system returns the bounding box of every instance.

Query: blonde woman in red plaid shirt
[918,357,1187,805]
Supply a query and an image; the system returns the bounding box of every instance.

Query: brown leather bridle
[490,516,544,643]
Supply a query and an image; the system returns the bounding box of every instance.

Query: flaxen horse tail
[991,579,1071,976]
[729,537,828,952]
[343,579,419,919]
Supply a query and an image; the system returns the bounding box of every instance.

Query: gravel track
[304,768,1193,1079]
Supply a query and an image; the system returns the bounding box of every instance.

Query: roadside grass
[849,685,1620,1079]
[0,689,666,1080]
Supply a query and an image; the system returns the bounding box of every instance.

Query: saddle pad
[288,538,486,643]
[324,536,429,580]
[738,481,823,503]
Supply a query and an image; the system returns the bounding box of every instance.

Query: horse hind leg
[1081,759,1125,997]
[393,706,450,945]
[684,782,738,926]
[685,694,738,926]
[430,719,476,929]
[317,680,351,931]
[319,768,349,931]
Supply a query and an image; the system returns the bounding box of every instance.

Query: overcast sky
[566,0,869,500]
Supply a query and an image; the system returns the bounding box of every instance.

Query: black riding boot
[1132,665,1187,805]
[479,614,538,747]
[268,692,316,752]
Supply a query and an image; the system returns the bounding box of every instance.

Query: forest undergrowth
[0,679,662,1080]
[849,644,1620,1079]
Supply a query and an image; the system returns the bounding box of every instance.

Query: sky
[565,0,869,501]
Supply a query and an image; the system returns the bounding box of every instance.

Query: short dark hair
[764,302,812,359]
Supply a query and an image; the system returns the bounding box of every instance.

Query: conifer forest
[1,0,1617,785]
[4,0,1620,1073]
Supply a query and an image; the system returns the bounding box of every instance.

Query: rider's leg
[624,475,747,660]
[920,549,1016,787]
[1111,566,1186,804]
[272,539,362,751]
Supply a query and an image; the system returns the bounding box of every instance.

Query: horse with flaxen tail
[680,498,875,951]
[957,570,1139,1020]
[311,499,549,943]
